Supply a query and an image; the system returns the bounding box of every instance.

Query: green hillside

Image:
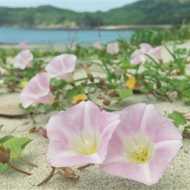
[104,0,190,25]
[0,0,190,28]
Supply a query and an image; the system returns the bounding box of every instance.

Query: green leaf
[117,89,133,99]
[0,136,13,144]
[168,111,187,126]
[0,163,9,172]
[51,78,67,89]
[65,86,85,101]
[3,137,31,160]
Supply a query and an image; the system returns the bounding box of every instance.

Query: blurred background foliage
[1,0,190,28]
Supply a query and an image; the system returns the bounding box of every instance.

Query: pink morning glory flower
[14,49,33,70]
[101,103,182,186]
[131,43,162,65]
[131,49,146,65]
[149,46,162,61]
[47,101,120,167]
[45,54,77,79]
[20,72,54,108]
[139,43,153,52]
[106,42,120,55]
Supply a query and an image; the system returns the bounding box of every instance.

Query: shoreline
[0,24,173,31]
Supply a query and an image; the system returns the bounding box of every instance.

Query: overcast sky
[0,0,138,11]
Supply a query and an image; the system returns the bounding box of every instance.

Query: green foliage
[168,111,190,136]
[168,111,187,126]
[1,29,190,110]
[131,26,190,46]
[3,137,31,160]
[65,86,85,100]
[0,164,9,172]
[0,136,13,144]
[0,136,31,172]
[117,89,133,99]
[1,0,190,28]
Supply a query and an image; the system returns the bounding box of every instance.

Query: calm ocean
[0,27,134,44]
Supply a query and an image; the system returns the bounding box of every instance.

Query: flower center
[128,145,152,164]
[123,134,154,164]
[72,133,98,155]
[77,139,97,155]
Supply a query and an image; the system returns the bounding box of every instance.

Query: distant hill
[0,0,190,28]
[103,0,190,25]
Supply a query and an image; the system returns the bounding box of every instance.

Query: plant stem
[21,159,38,168]
[30,112,37,127]
[78,164,94,171]
[145,53,159,65]
[37,167,56,186]
[8,162,32,176]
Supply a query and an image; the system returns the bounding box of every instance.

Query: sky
[0,0,137,11]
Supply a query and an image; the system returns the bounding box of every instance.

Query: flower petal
[118,103,147,136]
[48,140,104,167]
[14,49,33,70]
[140,105,182,143]
[20,72,53,108]
[46,54,77,79]
[148,140,182,184]
[47,101,120,167]
[101,103,182,186]
[101,162,154,185]
[140,43,153,53]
